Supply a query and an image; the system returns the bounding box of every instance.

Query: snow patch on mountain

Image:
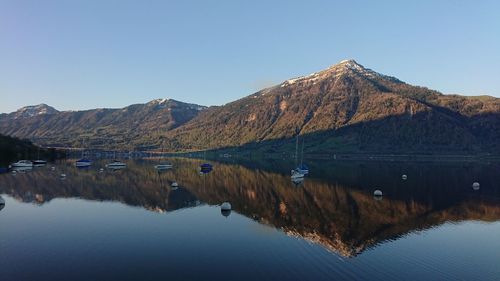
[281,72,321,87]
[279,59,402,88]
[148,98,207,111]
[149,98,171,105]
[13,104,58,119]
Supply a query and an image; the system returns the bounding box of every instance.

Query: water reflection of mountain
[0,162,201,213]
[1,158,499,257]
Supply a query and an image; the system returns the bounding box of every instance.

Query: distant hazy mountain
[1,60,499,153]
[163,60,500,153]
[0,99,206,149]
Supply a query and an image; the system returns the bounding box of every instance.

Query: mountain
[163,60,500,153]
[0,134,35,165]
[9,104,59,119]
[1,60,499,153]
[0,134,59,166]
[0,99,206,149]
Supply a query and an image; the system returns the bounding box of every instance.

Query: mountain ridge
[1,60,499,153]
[9,104,59,119]
[5,98,204,115]
[162,60,500,153]
[0,98,207,149]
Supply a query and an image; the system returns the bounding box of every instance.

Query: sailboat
[155,162,173,170]
[33,147,47,166]
[200,151,212,174]
[154,131,173,170]
[11,160,34,168]
[75,140,92,167]
[76,158,91,167]
[291,168,304,179]
[200,163,213,173]
[33,159,47,166]
[106,160,127,169]
[106,149,126,169]
[291,133,306,179]
[297,138,309,175]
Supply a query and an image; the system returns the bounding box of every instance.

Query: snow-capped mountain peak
[13,104,58,119]
[147,98,207,111]
[336,59,364,71]
[149,98,171,105]
[279,59,401,88]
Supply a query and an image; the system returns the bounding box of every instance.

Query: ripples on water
[1,158,499,281]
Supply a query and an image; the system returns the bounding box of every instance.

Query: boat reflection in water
[106,160,127,169]
[0,196,5,211]
[1,158,499,258]
[291,176,304,186]
[11,166,34,174]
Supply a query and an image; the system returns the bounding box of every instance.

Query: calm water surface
[1,158,499,281]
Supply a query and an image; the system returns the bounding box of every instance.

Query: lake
[1,158,499,281]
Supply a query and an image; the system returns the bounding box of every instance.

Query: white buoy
[171,181,179,187]
[472,182,480,190]
[221,202,232,211]
[221,202,232,217]
[402,174,407,180]
[373,190,383,197]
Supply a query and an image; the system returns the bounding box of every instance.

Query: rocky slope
[0,99,206,149]
[163,60,500,153]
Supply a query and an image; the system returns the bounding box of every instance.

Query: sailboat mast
[158,127,166,159]
[300,139,305,166]
[161,130,165,159]
[295,133,299,166]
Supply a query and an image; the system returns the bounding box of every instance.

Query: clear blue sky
[1,0,499,113]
